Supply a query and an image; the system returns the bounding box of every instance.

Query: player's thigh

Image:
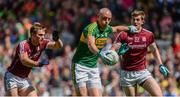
[141,77,163,96]
[5,88,18,96]
[122,86,136,96]
[88,67,102,96]
[119,70,137,87]
[4,71,18,96]
[71,63,88,84]
[88,87,102,96]
[16,77,36,96]
[73,81,88,96]
[19,86,37,96]
[75,87,88,96]
[27,90,37,96]
[71,63,88,96]
[120,69,150,96]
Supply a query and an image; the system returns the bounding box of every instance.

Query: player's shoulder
[120,31,128,35]
[88,22,97,26]
[18,40,30,50]
[117,31,128,40]
[19,40,28,46]
[85,22,97,30]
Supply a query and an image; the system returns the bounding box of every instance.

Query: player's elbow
[19,54,26,62]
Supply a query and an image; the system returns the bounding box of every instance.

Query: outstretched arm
[112,26,129,32]
[112,25,137,33]
[47,30,63,49]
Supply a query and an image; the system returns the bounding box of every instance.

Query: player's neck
[30,38,39,46]
[137,27,142,33]
[97,21,106,32]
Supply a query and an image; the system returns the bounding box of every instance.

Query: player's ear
[142,18,145,24]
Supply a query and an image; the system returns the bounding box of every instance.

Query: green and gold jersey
[72,22,113,68]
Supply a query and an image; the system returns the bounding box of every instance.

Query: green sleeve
[83,23,97,38]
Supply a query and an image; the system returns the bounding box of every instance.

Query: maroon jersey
[7,39,50,78]
[117,29,154,71]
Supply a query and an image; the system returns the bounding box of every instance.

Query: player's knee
[75,87,88,96]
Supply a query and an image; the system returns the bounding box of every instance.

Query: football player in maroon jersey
[4,22,63,96]
[112,10,169,96]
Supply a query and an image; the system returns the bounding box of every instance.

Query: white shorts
[71,63,102,89]
[120,69,152,87]
[4,71,34,91]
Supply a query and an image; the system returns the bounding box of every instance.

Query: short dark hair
[131,10,145,20]
[30,22,46,36]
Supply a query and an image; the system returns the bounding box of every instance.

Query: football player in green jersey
[71,8,137,96]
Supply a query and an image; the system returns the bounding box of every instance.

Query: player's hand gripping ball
[104,50,119,66]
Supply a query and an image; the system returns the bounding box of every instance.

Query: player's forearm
[21,57,39,68]
[117,26,129,32]
[112,26,129,32]
[88,42,99,54]
[152,49,163,65]
[87,36,99,54]
[149,43,163,65]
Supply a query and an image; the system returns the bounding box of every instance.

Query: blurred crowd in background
[0,0,180,96]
